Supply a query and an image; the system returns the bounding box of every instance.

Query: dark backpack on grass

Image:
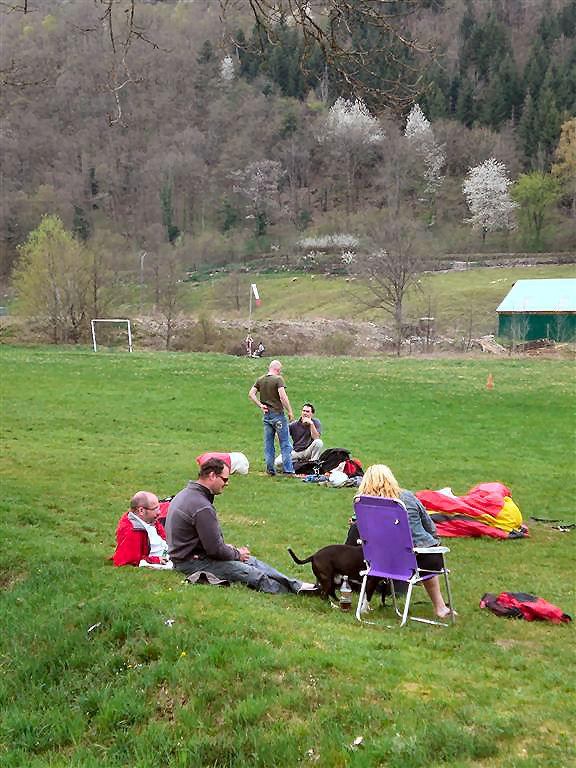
[295,447,351,476]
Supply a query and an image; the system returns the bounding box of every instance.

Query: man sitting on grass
[113,491,172,568]
[166,458,318,595]
[274,402,323,470]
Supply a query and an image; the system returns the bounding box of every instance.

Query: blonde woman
[346,464,455,619]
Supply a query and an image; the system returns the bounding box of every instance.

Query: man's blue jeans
[174,556,302,594]
[263,411,294,474]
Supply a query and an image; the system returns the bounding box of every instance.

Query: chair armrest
[413,545,450,554]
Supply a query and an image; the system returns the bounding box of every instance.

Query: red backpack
[343,458,364,478]
[480,592,571,624]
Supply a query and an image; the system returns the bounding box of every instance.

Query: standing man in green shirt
[248,359,295,476]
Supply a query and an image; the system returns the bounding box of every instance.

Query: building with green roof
[496,278,576,341]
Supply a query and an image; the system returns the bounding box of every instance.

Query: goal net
[91,319,133,352]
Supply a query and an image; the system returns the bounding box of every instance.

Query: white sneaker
[297,582,320,594]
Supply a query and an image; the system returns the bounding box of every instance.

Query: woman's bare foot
[436,606,458,619]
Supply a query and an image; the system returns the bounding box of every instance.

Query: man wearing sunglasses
[166,458,317,594]
[113,491,171,567]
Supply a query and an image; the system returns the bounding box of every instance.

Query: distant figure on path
[113,491,172,568]
[275,402,323,470]
[165,458,318,594]
[252,341,265,357]
[248,359,295,476]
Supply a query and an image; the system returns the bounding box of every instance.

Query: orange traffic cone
[486,373,494,390]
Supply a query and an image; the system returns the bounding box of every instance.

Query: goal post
[91,319,133,353]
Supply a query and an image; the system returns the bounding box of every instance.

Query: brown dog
[288,545,380,602]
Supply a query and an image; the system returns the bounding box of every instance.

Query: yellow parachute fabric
[472,496,523,533]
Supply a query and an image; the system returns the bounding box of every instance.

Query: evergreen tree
[461,12,510,82]
[266,27,306,98]
[280,110,298,138]
[456,77,475,127]
[479,55,523,128]
[448,76,461,115]
[499,54,524,122]
[479,69,507,129]
[218,199,240,233]
[73,205,91,243]
[537,12,561,47]
[523,40,550,100]
[423,81,449,120]
[197,40,216,66]
[559,0,576,37]
[459,0,476,74]
[518,92,538,163]
[88,167,99,208]
[552,48,576,114]
[421,63,451,119]
[236,29,260,80]
[193,39,220,116]
[160,184,180,244]
[536,84,561,166]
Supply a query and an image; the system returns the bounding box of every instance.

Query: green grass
[181,263,575,336]
[1,346,574,767]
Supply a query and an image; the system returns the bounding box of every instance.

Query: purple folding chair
[354,495,455,627]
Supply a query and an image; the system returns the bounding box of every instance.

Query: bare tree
[351,216,429,354]
[155,243,186,351]
[508,313,531,354]
[1,0,167,126]
[231,159,285,235]
[374,118,418,216]
[215,265,251,313]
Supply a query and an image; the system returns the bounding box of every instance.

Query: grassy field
[1,346,574,768]
[182,263,576,336]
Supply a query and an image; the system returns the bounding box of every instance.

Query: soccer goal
[91,319,133,353]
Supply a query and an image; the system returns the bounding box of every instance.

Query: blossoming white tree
[220,55,235,83]
[463,158,518,242]
[317,97,383,213]
[321,98,383,145]
[404,104,445,216]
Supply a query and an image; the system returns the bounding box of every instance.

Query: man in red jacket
[113,491,171,567]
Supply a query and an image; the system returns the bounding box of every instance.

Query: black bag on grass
[295,448,351,476]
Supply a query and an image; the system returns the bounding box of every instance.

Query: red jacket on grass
[113,512,167,567]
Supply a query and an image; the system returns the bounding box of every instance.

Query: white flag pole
[248,283,253,335]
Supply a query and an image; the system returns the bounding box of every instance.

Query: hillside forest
[1,0,575,347]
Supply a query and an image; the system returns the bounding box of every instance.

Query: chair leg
[356,575,368,622]
[442,568,456,624]
[400,582,414,627]
[389,580,402,618]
